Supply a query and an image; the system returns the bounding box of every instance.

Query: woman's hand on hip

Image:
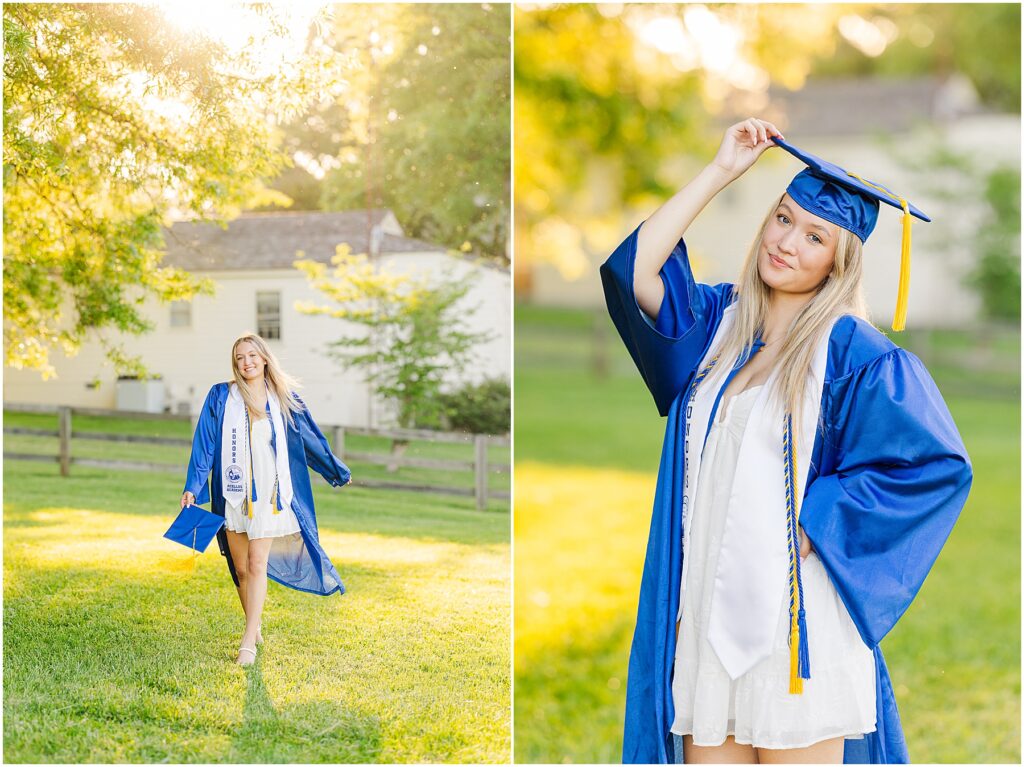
[711,118,784,180]
[181,491,195,509]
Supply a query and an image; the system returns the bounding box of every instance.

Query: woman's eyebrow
[779,203,832,238]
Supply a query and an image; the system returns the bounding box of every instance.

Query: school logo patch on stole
[225,464,243,493]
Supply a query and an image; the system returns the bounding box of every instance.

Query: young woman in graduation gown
[180,333,351,666]
[601,118,972,764]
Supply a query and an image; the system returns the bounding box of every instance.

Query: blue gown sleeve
[182,385,219,505]
[294,395,351,488]
[800,348,973,648]
[599,223,735,416]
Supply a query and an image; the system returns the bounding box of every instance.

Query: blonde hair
[229,333,304,428]
[707,194,870,424]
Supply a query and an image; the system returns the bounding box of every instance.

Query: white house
[525,75,1021,328]
[3,209,511,427]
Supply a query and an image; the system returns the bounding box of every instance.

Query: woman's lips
[769,253,791,269]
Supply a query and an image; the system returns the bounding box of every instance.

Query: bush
[436,378,510,435]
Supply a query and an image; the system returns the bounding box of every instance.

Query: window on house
[170,300,191,328]
[256,291,281,340]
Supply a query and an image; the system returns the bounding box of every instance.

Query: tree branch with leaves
[295,246,493,429]
[3,3,334,378]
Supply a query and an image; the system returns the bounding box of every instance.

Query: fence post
[333,425,345,461]
[58,406,71,477]
[474,434,488,511]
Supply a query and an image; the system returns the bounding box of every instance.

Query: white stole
[221,382,294,512]
[680,310,835,679]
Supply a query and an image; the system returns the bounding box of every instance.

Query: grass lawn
[514,304,1020,764]
[4,450,510,762]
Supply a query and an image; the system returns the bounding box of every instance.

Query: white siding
[4,254,511,428]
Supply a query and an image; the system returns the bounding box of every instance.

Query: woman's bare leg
[683,735,758,764]
[225,530,263,645]
[237,537,273,665]
[224,530,250,613]
[757,736,845,764]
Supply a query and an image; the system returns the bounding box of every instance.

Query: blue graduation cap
[771,136,931,331]
[164,503,225,554]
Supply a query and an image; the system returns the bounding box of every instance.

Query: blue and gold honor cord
[245,402,284,519]
[685,355,811,694]
[784,413,811,693]
[246,408,257,519]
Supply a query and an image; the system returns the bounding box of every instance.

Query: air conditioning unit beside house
[115,377,166,414]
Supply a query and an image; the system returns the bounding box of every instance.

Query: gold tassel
[789,618,803,694]
[892,202,912,332]
[846,172,913,332]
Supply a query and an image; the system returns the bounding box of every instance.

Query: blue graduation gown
[600,225,973,764]
[182,383,351,596]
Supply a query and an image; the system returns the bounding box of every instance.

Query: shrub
[436,378,510,435]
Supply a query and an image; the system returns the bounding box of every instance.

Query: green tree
[895,134,1020,322]
[312,4,510,263]
[514,4,849,279]
[295,247,492,429]
[970,166,1020,321]
[812,4,1021,113]
[514,4,1021,278]
[3,4,323,378]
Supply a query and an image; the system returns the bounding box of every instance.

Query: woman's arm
[800,347,972,648]
[182,385,221,507]
[295,396,352,487]
[634,118,783,319]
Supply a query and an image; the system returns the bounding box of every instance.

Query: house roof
[160,209,447,271]
[720,75,985,138]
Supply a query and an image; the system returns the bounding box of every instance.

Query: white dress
[670,385,877,749]
[224,415,302,540]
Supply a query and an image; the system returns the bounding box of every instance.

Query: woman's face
[757,194,840,298]
[234,341,266,384]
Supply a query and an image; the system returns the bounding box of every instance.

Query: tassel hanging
[892,201,912,332]
[788,621,802,694]
[797,608,811,679]
[846,172,914,332]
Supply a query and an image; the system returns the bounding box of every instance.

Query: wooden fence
[519,309,1021,399]
[3,403,509,510]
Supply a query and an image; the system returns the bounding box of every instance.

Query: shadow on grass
[231,664,384,763]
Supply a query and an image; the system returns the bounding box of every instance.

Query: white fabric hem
[223,520,301,540]
[672,720,878,750]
